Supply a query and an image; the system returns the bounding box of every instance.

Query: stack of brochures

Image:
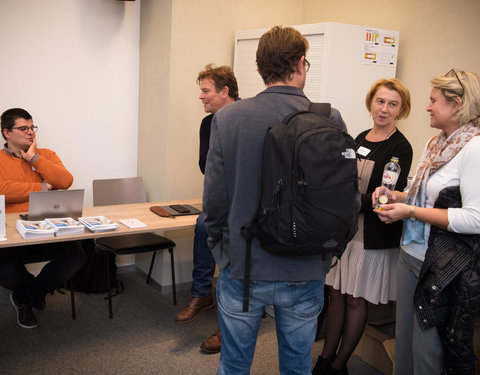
[16,219,55,239]
[45,217,85,236]
[79,216,119,232]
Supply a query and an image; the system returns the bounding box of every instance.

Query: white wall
[0,0,140,207]
[138,0,304,203]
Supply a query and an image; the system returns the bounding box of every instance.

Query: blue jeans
[216,267,324,375]
[191,212,216,297]
[395,250,443,375]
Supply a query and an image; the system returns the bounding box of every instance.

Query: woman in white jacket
[374,69,480,375]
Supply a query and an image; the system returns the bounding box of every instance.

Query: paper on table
[78,216,119,232]
[119,218,147,228]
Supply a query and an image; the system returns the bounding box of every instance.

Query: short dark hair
[256,26,309,85]
[197,64,239,99]
[1,108,32,140]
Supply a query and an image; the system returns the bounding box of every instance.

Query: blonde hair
[365,78,411,120]
[431,70,480,126]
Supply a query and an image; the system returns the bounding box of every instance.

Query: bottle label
[378,195,389,204]
[382,171,399,185]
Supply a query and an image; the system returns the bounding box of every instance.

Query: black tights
[321,286,368,369]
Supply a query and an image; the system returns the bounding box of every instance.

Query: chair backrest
[92,177,148,206]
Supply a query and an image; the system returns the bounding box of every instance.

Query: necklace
[356,127,396,159]
[364,125,397,142]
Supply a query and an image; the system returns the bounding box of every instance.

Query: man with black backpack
[203,26,357,374]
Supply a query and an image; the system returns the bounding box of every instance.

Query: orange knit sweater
[0,148,73,213]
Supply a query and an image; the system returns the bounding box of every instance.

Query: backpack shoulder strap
[282,102,331,125]
[240,223,257,312]
[309,102,348,132]
[308,102,331,117]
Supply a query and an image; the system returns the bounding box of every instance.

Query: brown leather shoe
[200,329,221,354]
[175,295,215,324]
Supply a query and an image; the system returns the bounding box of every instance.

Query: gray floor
[0,268,384,374]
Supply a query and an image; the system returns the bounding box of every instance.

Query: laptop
[20,189,85,220]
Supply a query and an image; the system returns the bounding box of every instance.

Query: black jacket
[414,186,480,375]
[198,113,214,175]
[356,129,412,249]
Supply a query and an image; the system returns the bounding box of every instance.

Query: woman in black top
[313,78,413,375]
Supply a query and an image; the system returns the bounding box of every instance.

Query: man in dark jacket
[203,26,347,374]
[175,64,238,354]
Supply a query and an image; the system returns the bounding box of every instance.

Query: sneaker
[32,298,47,312]
[10,292,38,329]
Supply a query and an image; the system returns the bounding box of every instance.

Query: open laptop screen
[21,189,84,220]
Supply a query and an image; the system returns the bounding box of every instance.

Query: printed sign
[363,29,399,66]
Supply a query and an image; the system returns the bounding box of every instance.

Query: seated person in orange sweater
[0,108,85,329]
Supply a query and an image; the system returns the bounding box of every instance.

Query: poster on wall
[0,195,6,240]
[363,29,398,66]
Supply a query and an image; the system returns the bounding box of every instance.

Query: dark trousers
[0,241,85,305]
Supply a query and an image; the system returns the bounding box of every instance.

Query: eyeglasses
[445,68,465,97]
[11,125,38,133]
[304,58,311,72]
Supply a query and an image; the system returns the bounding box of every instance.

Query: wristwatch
[410,205,416,221]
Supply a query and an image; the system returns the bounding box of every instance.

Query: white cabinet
[234,22,400,137]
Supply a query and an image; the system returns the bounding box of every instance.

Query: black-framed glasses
[304,58,311,72]
[445,68,465,97]
[11,125,38,133]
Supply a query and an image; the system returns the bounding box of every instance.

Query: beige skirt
[325,214,399,305]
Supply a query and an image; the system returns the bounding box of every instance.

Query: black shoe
[325,365,349,375]
[312,356,334,375]
[32,298,47,311]
[10,292,38,329]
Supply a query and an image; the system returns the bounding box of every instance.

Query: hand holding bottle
[372,186,397,207]
[374,157,401,209]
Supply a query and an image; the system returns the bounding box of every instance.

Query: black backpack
[72,240,123,295]
[241,103,360,311]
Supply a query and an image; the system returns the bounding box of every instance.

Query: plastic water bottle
[375,156,401,209]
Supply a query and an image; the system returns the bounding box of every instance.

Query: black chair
[92,177,177,319]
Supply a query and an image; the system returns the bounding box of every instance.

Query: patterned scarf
[402,122,480,245]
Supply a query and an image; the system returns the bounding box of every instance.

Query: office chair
[92,177,177,319]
